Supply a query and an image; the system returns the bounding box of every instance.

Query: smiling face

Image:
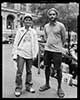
[24,17,33,27]
[48,10,57,22]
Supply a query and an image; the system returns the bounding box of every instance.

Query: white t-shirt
[17,31,32,59]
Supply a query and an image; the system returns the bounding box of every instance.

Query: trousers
[15,55,33,89]
[44,50,62,85]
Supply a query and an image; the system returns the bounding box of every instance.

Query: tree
[30,3,79,32]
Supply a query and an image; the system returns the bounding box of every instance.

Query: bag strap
[17,31,27,46]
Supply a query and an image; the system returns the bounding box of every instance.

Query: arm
[44,26,48,42]
[12,29,21,60]
[34,31,39,58]
[61,24,68,55]
[31,30,39,59]
[61,24,66,47]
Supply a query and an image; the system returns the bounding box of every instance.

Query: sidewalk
[2,44,77,98]
[3,64,77,98]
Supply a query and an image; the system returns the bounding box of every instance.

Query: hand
[13,58,18,62]
[33,58,35,61]
[33,57,37,61]
[63,48,68,55]
[65,49,68,54]
[12,54,17,62]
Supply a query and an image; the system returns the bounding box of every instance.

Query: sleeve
[34,30,39,58]
[12,29,21,59]
[61,24,66,47]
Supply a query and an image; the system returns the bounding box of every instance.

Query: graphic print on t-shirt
[23,32,31,43]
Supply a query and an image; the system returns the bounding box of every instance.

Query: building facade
[1,2,39,37]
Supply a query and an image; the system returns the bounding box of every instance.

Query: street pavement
[2,44,77,98]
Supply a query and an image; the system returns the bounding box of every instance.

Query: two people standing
[12,8,66,98]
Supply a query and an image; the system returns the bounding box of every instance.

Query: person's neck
[25,26,30,30]
[50,20,57,26]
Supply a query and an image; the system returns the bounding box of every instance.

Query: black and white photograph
[2,2,78,98]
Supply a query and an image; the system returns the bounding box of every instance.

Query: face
[24,17,33,27]
[48,10,57,21]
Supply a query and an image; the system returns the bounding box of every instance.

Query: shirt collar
[49,21,57,26]
[24,26,32,31]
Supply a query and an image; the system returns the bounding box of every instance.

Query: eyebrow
[49,13,56,15]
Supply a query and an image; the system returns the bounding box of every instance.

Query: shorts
[44,50,62,70]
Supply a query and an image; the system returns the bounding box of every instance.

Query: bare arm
[61,24,66,47]
[44,26,48,42]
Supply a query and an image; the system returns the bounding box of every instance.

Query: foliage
[30,3,79,32]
